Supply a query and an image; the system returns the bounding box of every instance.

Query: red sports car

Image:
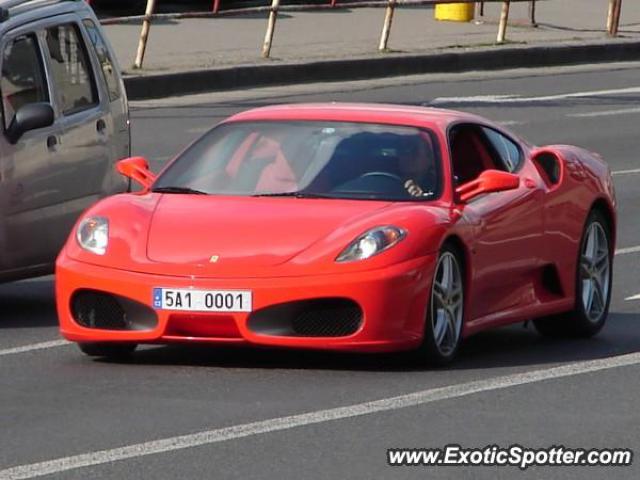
[56,103,616,364]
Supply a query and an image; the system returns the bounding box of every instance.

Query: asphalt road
[2,62,640,479]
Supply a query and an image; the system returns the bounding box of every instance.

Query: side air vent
[532,151,562,187]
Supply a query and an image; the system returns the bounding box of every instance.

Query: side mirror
[455,169,519,203]
[116,156,156,190]
[6,103,54,144]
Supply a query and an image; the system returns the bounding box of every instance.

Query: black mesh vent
[72,291,128,330]
[291,303,362,337]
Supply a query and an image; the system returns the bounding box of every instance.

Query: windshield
[153,121,442,201]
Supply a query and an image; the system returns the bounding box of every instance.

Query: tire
[534,210,612,338]
[415,244,465,366]
[78,342,138,359]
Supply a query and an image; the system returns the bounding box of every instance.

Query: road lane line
[612,168,640,176]
[625,293,640,301]
[430,86,640,105]
[615,246,640,256]
[497,120,525,126]
[568,107,640,118]
[0,340,69,357]
[3,351,640,479]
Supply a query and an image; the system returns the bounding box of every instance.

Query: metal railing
[103,0,624,69]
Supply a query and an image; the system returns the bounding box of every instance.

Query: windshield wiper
[152,186,208,195]
[252,192,334,199]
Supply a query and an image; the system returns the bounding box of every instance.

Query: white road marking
[612,168,640,176]
[615,245,640,256]
[625,293,640,301]
[568,107,640,118]
[497,120,525,126]
[430,86,640,105]
[3,352,640,479]
[186,127,210,134]
[0,340,69,357]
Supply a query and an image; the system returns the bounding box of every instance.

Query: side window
[481,127,522,172]
[1,34,49,130]
[82,19,121,102]
[449,125,506,185]
[44,23,98,115]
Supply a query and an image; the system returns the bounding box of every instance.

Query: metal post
[528,0,537,27]
[213,0,221,14]
[133,0,157,69]
[496,0,510,44]
[607,0,616,34]
[611,0,623,36]
[379,0,397,52]
[262,0,280,58]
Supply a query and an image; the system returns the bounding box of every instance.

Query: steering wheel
[358,171,403,183]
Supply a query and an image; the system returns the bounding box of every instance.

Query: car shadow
[98,312,640,372]
[0,276,58,329]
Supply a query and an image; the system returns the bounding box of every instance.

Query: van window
[1,34,50,129]
[44,23,98,115]
[82,19,121,102]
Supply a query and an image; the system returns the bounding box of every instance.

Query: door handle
[46,135,58,150]
[96,119,107,134]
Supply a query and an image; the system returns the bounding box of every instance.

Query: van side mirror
[455,169,520,203]
[116,157,156,190]
[6,103,54,144]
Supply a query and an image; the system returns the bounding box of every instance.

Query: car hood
[145,195,392,275]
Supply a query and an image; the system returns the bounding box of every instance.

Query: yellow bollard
[434,3,475,22]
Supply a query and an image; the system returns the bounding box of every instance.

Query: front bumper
[56,252,436,353]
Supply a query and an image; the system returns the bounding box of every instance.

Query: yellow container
[434,3,475,22]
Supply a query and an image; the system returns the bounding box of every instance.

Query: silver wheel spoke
[433,311,447,345]
[585,226,597,259]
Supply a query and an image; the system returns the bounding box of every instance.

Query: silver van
[0,0,129,282]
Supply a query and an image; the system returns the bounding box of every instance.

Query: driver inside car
[397,138,437,198]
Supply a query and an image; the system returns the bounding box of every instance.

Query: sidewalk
[102,0,640,97]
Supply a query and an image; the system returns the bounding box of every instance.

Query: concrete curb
[123,39,640,100]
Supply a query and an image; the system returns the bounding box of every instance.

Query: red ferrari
[56,103,616,364]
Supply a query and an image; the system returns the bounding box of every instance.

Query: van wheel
[534,210,612,337]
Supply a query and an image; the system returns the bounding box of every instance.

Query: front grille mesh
[291,303,362,337]
[72,291,128,330]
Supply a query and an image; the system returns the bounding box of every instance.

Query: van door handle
[46,135,58,150]
[96,119,106,134]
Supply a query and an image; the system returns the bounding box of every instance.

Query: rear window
[83,19,121,102]
[154,121,442,201]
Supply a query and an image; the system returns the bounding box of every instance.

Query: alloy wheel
[431,252,464,356]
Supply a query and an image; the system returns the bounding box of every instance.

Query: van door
[0,31,62,271]
[40,19,113,249]
[81,18,130,164]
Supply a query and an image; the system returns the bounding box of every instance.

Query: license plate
[153,288,252,312]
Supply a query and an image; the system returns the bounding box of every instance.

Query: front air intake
[248,298,363,338]
[71,290,158,331]
[72,291,128,330]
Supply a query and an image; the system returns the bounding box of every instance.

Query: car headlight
[76,217,109,255]
[336,226,406,262]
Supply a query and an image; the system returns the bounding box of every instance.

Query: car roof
[0,0,88,33]
[226,103,488,130]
